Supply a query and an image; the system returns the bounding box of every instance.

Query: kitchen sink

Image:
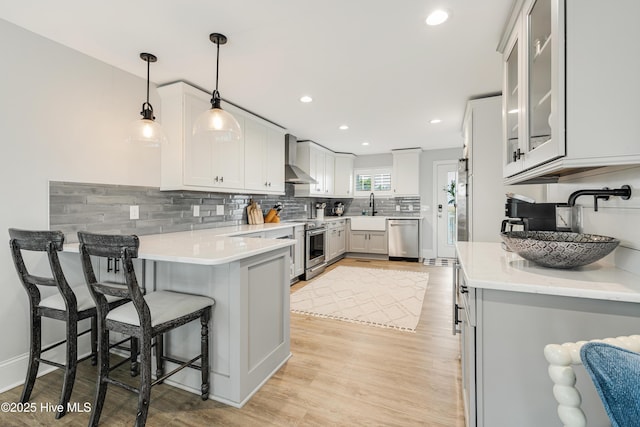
[349,216,387,231]
[500,231,620,269]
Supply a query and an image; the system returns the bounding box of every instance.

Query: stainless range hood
[284,133,317,184]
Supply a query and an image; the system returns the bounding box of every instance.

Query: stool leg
[20,310,41,404]
[201,309,210,401]
[130,337,139,377]
[135,334,152,427]
[155,334,164,382]
[56,314,78,419]
[89,328,110,427]
[90,316,98,366]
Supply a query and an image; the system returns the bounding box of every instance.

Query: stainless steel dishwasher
[388,219,420,262]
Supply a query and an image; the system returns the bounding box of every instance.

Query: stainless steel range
[303,221,327,280]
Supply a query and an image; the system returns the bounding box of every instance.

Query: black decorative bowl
[500,231,620,269]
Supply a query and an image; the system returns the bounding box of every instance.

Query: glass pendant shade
[126,117,167,147]
[193,106,242,142]
[126,52,166,147]
[193,32,242,143]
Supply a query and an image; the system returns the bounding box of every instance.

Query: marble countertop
[456,241,640,303]
[63,225,299,266]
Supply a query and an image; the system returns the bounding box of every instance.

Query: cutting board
[246,201,264,224]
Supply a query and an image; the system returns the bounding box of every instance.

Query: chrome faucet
[369,192,377,216]
[567,185,631,212]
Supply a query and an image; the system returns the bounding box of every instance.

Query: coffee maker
[332,202,345,216]
[502,195,573,232]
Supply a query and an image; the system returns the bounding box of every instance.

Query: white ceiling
[0,0,514,155]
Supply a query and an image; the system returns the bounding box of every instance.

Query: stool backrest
[8,228,76,311]
[77,232,150,327]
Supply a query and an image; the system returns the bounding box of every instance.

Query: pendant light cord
[141,54,154,120]
[146,56,151,107]
[211,39,222,108]
[215,39,220,93]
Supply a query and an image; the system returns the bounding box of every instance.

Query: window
[354,168,392,197]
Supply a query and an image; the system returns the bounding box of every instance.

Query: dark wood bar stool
[8,228,135,419]
[77,231,214,427]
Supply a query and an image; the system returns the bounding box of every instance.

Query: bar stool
[8,228,135,419]
[77,231,214,427]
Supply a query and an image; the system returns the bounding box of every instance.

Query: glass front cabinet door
[502,17,522,178]
[502,0,565,178]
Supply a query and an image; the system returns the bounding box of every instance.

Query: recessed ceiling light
[362,141,370,146]
[339,125,349,130]
[300,95,313,103]
[429,118,442,124]
[426,10,449,26]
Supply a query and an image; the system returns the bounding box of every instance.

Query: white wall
[353,153,392,169]
[0,19,161,391]
[546,166,640,275]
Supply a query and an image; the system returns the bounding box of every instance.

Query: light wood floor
[0,258,464,426]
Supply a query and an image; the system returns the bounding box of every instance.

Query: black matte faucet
[567,185,631,212]
[369,192,377,216]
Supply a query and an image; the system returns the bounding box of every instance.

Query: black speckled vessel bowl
[500,231,620,269]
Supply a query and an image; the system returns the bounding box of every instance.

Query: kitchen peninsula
[63,224,298,408]
[455,241,640,427]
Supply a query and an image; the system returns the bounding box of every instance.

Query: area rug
[290,266,429,332]
[423,258,454,267]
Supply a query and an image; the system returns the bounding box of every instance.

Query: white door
[435,161,457,258]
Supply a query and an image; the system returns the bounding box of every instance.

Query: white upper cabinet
[333,154,355,198]
[499,0,640,184]
[324,151,335,196]
[294,141,345,198]
[157,81,284,194]
[392,149,421,196]
[244,120,285,194]
[265,129,285,193]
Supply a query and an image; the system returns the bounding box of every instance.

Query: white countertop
[63,225,299,266]
[456,241,640,303]
[338,215,424,220]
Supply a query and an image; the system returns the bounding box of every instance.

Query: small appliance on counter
[502,194,573,232]
[332,202,345,216]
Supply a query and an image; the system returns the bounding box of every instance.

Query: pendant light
[193,33,242,142]
[126,52,167,147]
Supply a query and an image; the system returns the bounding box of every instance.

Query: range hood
[284,134,317,184]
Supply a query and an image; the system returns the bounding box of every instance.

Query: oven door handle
[307,228,326,237]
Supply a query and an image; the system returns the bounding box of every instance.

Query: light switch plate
[396,205,400,211]
[193,205,200,217]
[216,205,224,216]
[408,205,414,211]
[129,205,139,220]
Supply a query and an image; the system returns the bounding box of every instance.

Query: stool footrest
[153,354,202,387]
[37,358,66,370]
[104,376,139,394]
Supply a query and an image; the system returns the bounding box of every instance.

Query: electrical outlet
[396,205,400,211]
[129,205,139,220]
[216,205,224,216]
[193,205,200,217]
[408,205,414,211]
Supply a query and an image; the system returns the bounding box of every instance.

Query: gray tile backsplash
[49,181,420,241]
[345,196,421,217]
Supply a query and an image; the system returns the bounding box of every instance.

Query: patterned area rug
[290,266,429,332]
[423,258,454,267]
